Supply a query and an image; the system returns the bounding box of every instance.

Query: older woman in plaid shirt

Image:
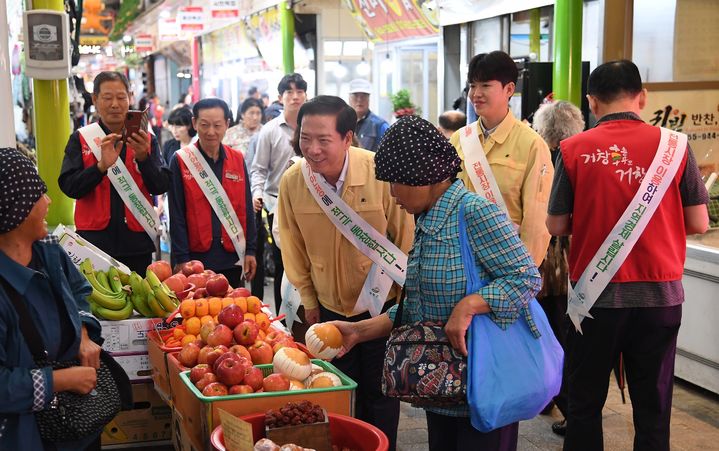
[332,116,541,451]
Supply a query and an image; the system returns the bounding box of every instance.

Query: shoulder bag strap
[392,287,406,330]
[0,277,49,362]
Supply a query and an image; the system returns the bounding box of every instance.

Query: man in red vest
[168,98,257,288]
[59,71,169,273]
[547,60,709,451]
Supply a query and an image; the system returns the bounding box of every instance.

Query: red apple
[199,321,217,343]
[263,373,290,392]
[207,324,233,347]
[229,344,252,362]
[264,330,291,347]
[206,274,230,297]
[195,372,218,391]
[243,366,264,391]
[187,273,208,289]
[164,274,186,293]
[189,364,212,383]
[197,346,223,367]
[181,260,205,277]
[202,382,228,397]
[177,342,201,368]
[212,351,242,373]
[229,384,254,395]
[147,261,172,282]
[176,283,196,301]
[227,287,251,298]
[233,320,259,346]
[193,288,208,298]
[248,341,274,365]
[215,344,229,354]
[218,304,245,329]
[215,357,247,386]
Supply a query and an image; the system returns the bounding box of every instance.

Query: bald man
[437,110,467,139]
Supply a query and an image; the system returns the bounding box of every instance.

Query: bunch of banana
[145,269,180,318]
[79,259,134,321]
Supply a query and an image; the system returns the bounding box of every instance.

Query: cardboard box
[101,382,172,445]
[148,331,172,404]
[100,317,165,354]
[112,352,152,382]
[171,410,203,451]
[53,224,131,273]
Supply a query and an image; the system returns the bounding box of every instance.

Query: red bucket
[211,412,389,451]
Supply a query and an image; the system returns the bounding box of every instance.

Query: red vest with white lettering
[561,119,687,282]
[176,146,248,253]
[76,132,153,232]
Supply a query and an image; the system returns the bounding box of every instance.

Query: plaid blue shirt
[386,180,541,416]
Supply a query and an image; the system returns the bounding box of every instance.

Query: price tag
[218,408,254,451]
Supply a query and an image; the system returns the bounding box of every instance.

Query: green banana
[95,270,113,292]
[128,272,145,297]
[90,288,128,310]
[130,293,155,318]
[146,292,169,318]
[107,267,124,292]
[117,269,130,286]
[146,269,179,312]
[95,299,134,321]
[80,259,116,297]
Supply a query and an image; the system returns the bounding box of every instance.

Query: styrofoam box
[100,317,164,354]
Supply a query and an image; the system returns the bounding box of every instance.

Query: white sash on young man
[300,160,407,317]
[567,128,687,333]
[78,123,160,240]
[459,122,509,216]
[177,144,246,265]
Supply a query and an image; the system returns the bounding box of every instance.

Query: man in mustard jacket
[450,51,553,266]
[278,96,414,451]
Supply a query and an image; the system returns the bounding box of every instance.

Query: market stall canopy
[342,0,439,42]
[437,0,553,26]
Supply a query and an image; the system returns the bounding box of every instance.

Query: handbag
[0,276,131,442]
[381,289,468,407]
[457,199,564,432]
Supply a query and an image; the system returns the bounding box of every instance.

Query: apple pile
[264,401,326,429]
[164,260,244,300]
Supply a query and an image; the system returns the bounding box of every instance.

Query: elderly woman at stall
[531,100,585,434]
[0,148,105,450]
[332,116,541,451]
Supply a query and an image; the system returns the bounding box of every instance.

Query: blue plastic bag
[458,200,563,433]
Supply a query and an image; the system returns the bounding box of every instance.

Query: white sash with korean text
[300,160,407,317]
[177,144,246,265]
[78,123,160,240]
[567,128,687,333]
[459,121,509,216]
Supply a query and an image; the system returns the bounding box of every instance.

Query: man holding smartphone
[59,71,170,273]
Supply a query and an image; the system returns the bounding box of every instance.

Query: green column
[529,8,540,61]
[553,0,583,107]
[280,1,295,73]
[33,0,74,227]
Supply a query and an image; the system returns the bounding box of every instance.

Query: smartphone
[123,107,149,142]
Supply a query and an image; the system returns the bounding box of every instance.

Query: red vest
[75,132,153,232]
[561,120,687,283]
[176,146,248,253]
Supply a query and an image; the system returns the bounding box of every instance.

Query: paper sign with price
[218,409,254,451]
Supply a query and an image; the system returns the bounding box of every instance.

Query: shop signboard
[640,89,719,168]
[211,0,241,18]
[343,0,439,42]
[159,18,180,42]
[135,34,154,53]
[178,6,205,33]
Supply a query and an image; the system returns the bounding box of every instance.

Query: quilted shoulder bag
[0,277,130,442]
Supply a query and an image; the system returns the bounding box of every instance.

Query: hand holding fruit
[326,321,359,359]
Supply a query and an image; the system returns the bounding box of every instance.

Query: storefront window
[471,17,503,56]
[398,46,438,123]
[509,7,552,62]
[633,0,719,82]
[323,40,371,98]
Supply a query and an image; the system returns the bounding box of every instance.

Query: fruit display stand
[175,360,357,450]
[211,412,389,451]
[148,328,183,404]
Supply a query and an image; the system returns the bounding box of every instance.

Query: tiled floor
[397,379,719,451]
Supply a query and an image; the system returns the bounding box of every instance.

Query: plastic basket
[210,412,389,451]
[179,359,357,402]
[147,328,183,352]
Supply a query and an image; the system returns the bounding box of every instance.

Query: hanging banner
[134,34,154,53]
[159,18,179,42]
[203,21,259,65]
[211,0,241,18]
[178,6,205,32]
[244,6,309,70]
[342,0,439,42]
[640,89,719,168]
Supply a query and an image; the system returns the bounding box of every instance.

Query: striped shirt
[387,180,541,416]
